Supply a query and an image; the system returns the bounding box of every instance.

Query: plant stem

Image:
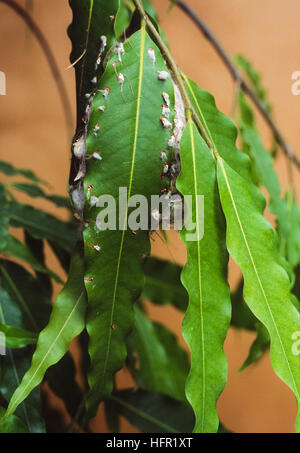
[173,0,300,170]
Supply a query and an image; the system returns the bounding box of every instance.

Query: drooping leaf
[0,324,37,349]
[1,248,87,422]
[0,161,46,185]
[176,118,231,433]
[0,407,29,433]
[10,182,70,209]
[109,389,195,433]
[142,256,188,311]
[114,0,132,39]
[235,54,272,113]
[127,305,189,401]
[183,76,252,182]
[238,92,300,280]
[8,203,76,253]
[216,157,300,432]
[2,235,63,284]
[83,26,175,417]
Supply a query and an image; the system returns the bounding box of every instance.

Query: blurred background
[0,0,299,433]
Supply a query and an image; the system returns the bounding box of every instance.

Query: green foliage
[2,249,86,422]
[82,25,174,417]
[127,305,189,401]
[176,118,231,433]
[1,0,299,435]
[217,158,300,430]
[109,389,195,433]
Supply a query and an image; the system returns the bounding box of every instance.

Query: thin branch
[0,0,73,138]
[172,0,300,170]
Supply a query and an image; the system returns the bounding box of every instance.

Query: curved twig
[172,0,300,170]
[0,0,73,138]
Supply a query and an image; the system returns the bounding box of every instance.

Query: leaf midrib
[100,25,147,384]
[188,121,206,431]
[110,395,179,433]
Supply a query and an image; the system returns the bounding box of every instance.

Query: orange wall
[0,0,299,433]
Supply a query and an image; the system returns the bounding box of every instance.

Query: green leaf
[83,25,174,417]
[183,76,252,182]
[176,119,231,433]
[142,256,188,311]
[0,408,29,433]
[114,0,132,39]
[10,182,70,209]
[235,55,272,113]
[109,389,195,433]
[68,0,119,127]
[127,305,189,401]
[8,203,76,253]
[0,260,51,331]
[238,93,300,274]
[0,185,10,253]
[0,161,45,185]
[0,288,46,433]
[216,157,300,432]
[0,324,37,349]
[3,235,63,284]
[1,248,87,422]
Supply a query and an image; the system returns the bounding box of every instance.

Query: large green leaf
[8,203,76,253]
[109,389,195,433]
[176,119,231,433]
[127,305,189,401]
[217,157,300,432]
[1,249,87,422]
[83,25,174,417]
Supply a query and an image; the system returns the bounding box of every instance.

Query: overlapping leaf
[142,256,188,311]
[83,26,174,417]
[176,119,231,433]
[8,203,76,253]
[217,157,300,432]
[109,389,195,433]
[1,249,87,423]
[127,305,189,401]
